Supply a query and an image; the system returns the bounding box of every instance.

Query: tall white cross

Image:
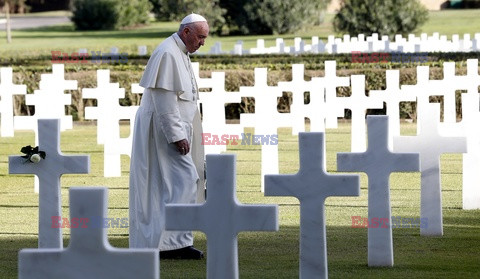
[369,70,417,148]
[166,154,278,279]
[83,69,138,177]
[192,62,243,154]
[439,59,480,209]
[393,103,467,236]
[14,64,76,137]
[19,187,159,279]
[9,119,90,248]
[265,133,360,278]
[324,61,350,128]
[337,116,419,266]
[240,68,291,191]
[277,64,312,135]
[0,67,26,137]
[339,75,383,152]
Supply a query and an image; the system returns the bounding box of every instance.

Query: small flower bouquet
[20,145,46,163]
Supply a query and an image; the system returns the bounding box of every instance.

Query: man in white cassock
[129,13,208,260]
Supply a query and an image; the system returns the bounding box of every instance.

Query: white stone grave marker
[191,63,243,155]
[0,67,26,137]
[240,68,291,191]
[82,69,138,177]
[14,64,76,136]
[337,116,419,266]
[339,75,383,152]
[277,64,311,135]
[460,91,480,210]
[265,133,360,278]
[370,70,417,148]
[166,154,278,279]
[324,61,350,128]
[9,119,90,248]
[393,103,467,236]
[138,45,147,56]
[440,60,480,209]
[19,187,159,279]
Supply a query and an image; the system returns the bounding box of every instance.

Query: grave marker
[337,116,419,266]
[14,64,76,138]
[339,75,383,152]
[0,67,26,137]
[240,68,291,191]
[324,61,350,128]
[265,133,360,278]
[370,70,416,148]
[9,119,90,248]
[166,154,278,279]
[19,187,159,279]
[393,104,466,236]
[82,69,138,177]
[191,63,243,155]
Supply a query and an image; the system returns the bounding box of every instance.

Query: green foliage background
[333,0,429,37]
[71,0,152,30]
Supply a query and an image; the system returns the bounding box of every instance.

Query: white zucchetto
[180,13,207,25]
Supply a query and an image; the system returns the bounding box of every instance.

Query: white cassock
[129,33,205,251]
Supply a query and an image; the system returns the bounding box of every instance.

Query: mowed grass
[0,122,479,278]
[1,9,480,58]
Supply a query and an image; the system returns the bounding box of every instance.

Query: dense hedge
[71,0,152,30]
[5,53,478,121]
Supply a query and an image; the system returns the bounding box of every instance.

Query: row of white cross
[44,32,480,57]
[8,113,471,278]
[1,60,479,209]
[205,32,480,55]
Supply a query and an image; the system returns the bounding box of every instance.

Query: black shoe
[160,246,204,260]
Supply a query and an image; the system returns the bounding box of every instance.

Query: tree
[220,0,330,35]
[71,0,152,30]
[333,0,428,37]
[151,0,226,35]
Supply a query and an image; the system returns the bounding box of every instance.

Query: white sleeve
[150,88,186,143]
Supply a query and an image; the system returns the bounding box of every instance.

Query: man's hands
[174,139,190,155]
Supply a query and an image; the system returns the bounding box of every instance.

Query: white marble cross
[438,59,480,209]
[192,62,243,155]
[459,91,480,210]
[0,67,26,137]
[337,116,419,267]
[240,68,291,191]
[82,69,129,145]
[323,61,350,128]
[393,103,467,236]
[166,154,278,279]
[429,62,459,124]
[9,119,90,248]
[276,65,327,134]
[83,69,138,177]
[369,70,417,148]
[14,64,76,137]
[306,77,328,133]
[277,64,312,135]
[19,187,159,279]
[401,66,429,106]
[265,133,360,278]
[339,75,383,152]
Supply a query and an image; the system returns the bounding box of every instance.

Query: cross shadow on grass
[1,216,479,279]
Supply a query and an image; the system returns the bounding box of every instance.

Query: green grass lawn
[1,9,479,58]
[0,122,479,278]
